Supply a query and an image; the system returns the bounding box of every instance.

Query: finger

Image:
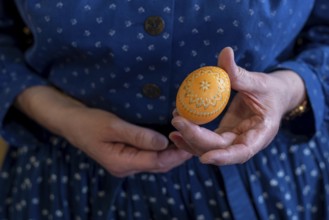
[171,116,234,149]
[150,146,193,173]
[172,108,179,117]
[118,145,192,175]
[117,122,169,151]
[99,143,159,177]
[199,143,254,165]
[214,109,243,134]
[107,142,192,174]
[109,149,192,177]
[217,47,266,94]
[200,126,272,165]
[169,131,199,155]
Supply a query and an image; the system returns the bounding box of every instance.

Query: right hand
[15,86,192,177]
[170,47,306,165]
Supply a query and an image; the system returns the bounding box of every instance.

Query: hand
[169,47,306,165]
[15,86,192,177]
[61,107,192,177]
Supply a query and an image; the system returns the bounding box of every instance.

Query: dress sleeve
[0,1,47,131]
[276,0,329,136]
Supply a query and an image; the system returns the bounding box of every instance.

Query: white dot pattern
[1,0,329,219]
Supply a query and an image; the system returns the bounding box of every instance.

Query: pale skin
[169,47,306,165]
[15,47,306,176]
[15,87,192,177]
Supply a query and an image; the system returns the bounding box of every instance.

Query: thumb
[218,47,261,93]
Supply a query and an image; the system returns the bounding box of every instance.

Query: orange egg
[176,66,231,125]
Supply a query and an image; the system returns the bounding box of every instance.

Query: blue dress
[1,0,329,219]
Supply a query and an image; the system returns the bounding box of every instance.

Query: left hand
[169,47,306,165]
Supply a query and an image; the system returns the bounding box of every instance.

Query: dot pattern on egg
[176,66,231,124]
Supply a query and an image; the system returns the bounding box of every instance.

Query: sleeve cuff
[0,68,48,132]
[275,60,325,136]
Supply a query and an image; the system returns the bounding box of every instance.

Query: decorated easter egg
[176,66,231,125]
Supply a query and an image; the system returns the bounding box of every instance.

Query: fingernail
[172,109,179,117]
[152,135,168,149]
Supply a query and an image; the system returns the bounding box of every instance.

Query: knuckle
[231,66,249,89]
[236,66,247,79]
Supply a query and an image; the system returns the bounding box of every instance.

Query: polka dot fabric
[1,1,329,219]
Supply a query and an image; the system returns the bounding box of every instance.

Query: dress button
[22,27,33,47]
[22,27,31,35]
[142,83,161,99]
[144,16,165,36]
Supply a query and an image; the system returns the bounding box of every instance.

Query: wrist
[15,86,86,136]
[269,70,307,116]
